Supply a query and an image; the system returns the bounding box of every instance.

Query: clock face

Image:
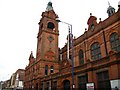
[48,35,54,42]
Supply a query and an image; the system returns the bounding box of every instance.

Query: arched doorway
[63,80,70,90]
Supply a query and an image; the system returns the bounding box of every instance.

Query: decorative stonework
[60,59,72,69]
[44,50,55,60]
[109,50,116,55]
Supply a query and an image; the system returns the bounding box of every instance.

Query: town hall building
[24,1,120,90]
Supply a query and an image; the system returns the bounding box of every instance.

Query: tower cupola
[107,2,115,17]
[118,1,120,10]
[46,1,53,11]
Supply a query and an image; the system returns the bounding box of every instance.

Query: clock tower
[37,2,59,76]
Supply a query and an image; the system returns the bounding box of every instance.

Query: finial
[90,13,92,16]
[118,1,120,8]
[99,18,101,21]
[74,36,76,39]
[46,1,53,11]
[108,1,111,6]
[107,1,115,17]
[29,51,34,60]
[31,51,33,53]
[48,1,52,7]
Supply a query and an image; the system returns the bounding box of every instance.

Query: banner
[110,79,120,90]
[86,83,94,90]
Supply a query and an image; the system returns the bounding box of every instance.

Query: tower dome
[107,2,115,17]
[118,1,120,8]
[46,1,53,11]
[48,1,52,7]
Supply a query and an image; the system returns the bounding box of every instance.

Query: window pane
[79,50,84,65]
[110,33,120,52]
[97,71,111,90]
[91,42,101,60]
[45,65,48,75]
[78,75,88,90]
[50,66,54,73]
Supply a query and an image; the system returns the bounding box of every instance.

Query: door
[63,80,70,90]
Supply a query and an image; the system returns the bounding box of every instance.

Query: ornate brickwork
[24,2,120,90]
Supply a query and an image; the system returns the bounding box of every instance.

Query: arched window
[69,55,72,60]
[91,42,101,60]
[110,33,120,52]
[50,66,54,73]
[79,50,84,65]
[45,65,48,75]
[47,22,55,30]
[90,23,95,30]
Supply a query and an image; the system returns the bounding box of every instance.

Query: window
[52,81,57,90]
[45,82,49,90]
[110,33,120,52]
[40,83,43,90]
[79,50,84,65]
[45,65,48,75]
[36,83,38,90]
[97,71,111,90]
[63,80,70,90]
[47,22,55,30]
[78,74,88,90]
[50,66,54,74]
[91,42,101,60]
[69,55,72,60]
[90,23,95,30]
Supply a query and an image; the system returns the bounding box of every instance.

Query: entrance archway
[63,80,70,90]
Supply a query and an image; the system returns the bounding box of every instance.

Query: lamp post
[56,19,75,90]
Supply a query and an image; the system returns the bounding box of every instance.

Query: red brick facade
[24,2,120,90]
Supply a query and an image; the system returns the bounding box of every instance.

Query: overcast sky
[0,0,119,81]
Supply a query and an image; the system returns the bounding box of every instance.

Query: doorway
[63,80,70,90]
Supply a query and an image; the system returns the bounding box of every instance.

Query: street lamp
[56,19,75,90]
[56,19,72,60]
